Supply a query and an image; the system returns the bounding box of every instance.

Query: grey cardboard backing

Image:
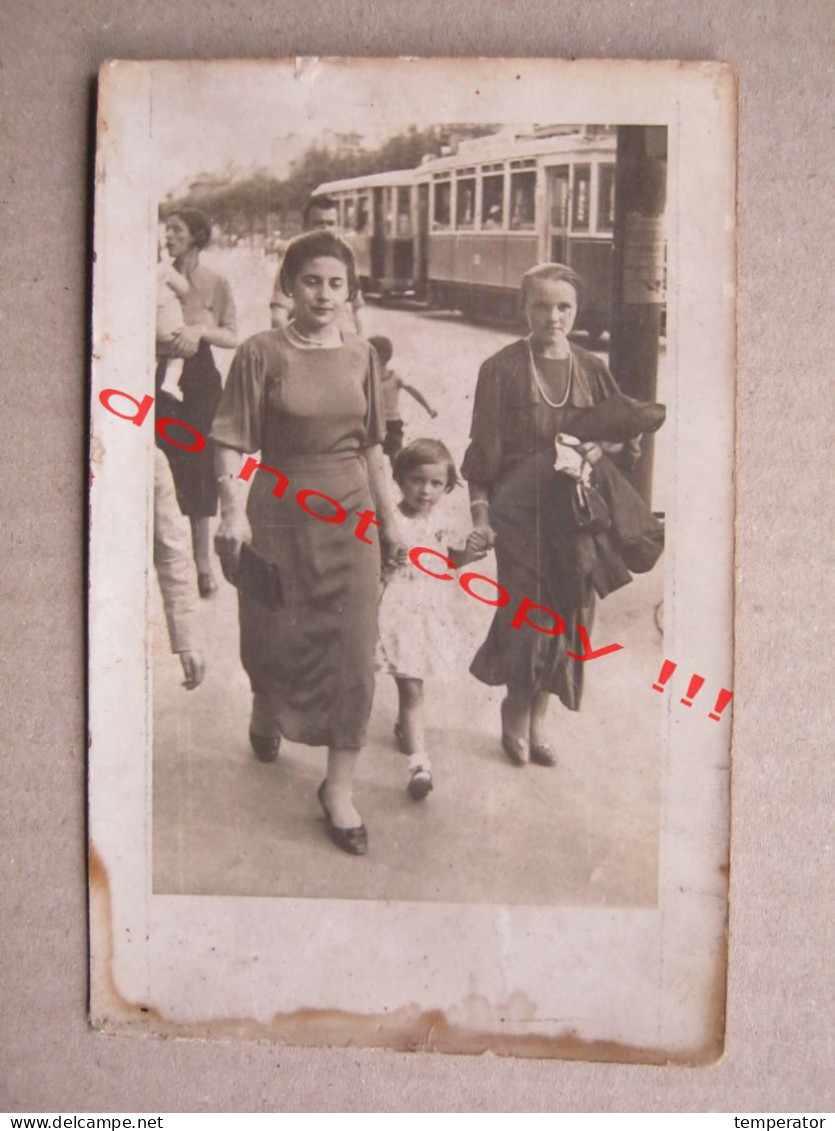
[1,0,833,1113]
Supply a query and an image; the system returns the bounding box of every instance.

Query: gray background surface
[1,0,832,1112]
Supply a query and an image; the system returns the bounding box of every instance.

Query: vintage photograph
[89,59,735,1060]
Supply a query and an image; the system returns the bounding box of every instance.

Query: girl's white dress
[378,507,464,682]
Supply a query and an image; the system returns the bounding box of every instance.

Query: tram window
[572,165,591,231]
[597,164,616,231]
[384,187,395,237]
[549,168,570,228]
[356,197,369,234]
[481,174,504,229]
[344,198,356,231]
[456,177,476,229]
[396,186,412,238]
[433,180,452,231]
[510,170,536,230]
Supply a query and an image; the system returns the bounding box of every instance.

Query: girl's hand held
[469,525,497,553]
[380,520,408,567]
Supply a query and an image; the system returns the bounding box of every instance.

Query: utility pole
[609,126,668,506]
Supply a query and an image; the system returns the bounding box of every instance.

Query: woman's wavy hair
[392,438,460,494]
[278,230,359,300]
[519,262,583,315]
[167,208,213,251]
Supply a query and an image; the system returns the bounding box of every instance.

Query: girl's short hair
[278,230,359,300]
[393,438,460,494]
[368,335,393,367]
[519,262,583,310]
[168,208,212,251]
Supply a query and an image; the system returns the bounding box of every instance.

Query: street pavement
[151,248,664,908]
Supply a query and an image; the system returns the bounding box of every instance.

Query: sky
[148,60,466,198]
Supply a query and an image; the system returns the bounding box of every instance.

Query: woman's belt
[259,449,365,474]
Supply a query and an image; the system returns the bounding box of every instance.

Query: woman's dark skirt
[155,342,223,519]
[470,454,596,712]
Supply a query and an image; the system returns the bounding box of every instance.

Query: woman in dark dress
[212,231,402,856]
[463,263,639,767]
[156,208,237,596]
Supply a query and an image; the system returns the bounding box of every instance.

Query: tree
[161,123,501,238]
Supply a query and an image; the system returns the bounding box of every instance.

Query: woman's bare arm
[467,482,496,552]
[213,444,251,580]
[365,443,404,562]
[200,324,237,349]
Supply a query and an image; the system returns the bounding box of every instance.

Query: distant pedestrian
[377,439,485,800]
[269,195,365,334]
[368,335,438,469]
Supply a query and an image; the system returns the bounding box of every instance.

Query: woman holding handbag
[211,230,402,857]
[463,263,658,769]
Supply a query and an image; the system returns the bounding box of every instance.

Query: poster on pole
[89,58,735,1061]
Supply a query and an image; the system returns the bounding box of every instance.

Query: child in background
[378,439,486,800]
[368,336,438,468]
[156,261,190,402]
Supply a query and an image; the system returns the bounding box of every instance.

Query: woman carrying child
[378,439,485,799]
[156,208,237,597]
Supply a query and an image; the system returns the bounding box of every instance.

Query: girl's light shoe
[407,763,433,801]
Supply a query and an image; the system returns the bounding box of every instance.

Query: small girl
[156,260,190,402]
[378,439,485,800]
[369,336,438,468]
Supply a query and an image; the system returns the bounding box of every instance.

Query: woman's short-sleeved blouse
[211,328,386,459]
[180,263,237,336]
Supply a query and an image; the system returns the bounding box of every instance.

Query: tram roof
[418,130,616,174]
[314,167,422,194]
[315,131,616,195]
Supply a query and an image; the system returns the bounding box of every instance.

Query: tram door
[371,187,386,286]
[415,183,429,296]
[546,166,570,263]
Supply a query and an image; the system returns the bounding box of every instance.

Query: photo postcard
[89,57,735,1061]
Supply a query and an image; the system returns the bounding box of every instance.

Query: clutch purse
[235,543,284,610]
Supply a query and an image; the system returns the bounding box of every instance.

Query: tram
[314,167,429,300]
[316,127,630,338]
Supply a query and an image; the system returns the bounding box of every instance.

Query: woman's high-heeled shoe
[530,743,557,768]
[500,699,529,766]
[317,781,368,856]
[198,570,218,599]
[249,729,280,763]
[502,732,530,766]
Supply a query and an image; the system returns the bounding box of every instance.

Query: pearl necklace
[286,321,341,349]
[527,338,573,409]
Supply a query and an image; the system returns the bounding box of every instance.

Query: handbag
[219,542,284,610]
[571,480,612,534]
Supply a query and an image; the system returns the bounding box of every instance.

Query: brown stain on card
[89,842,725,1063]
